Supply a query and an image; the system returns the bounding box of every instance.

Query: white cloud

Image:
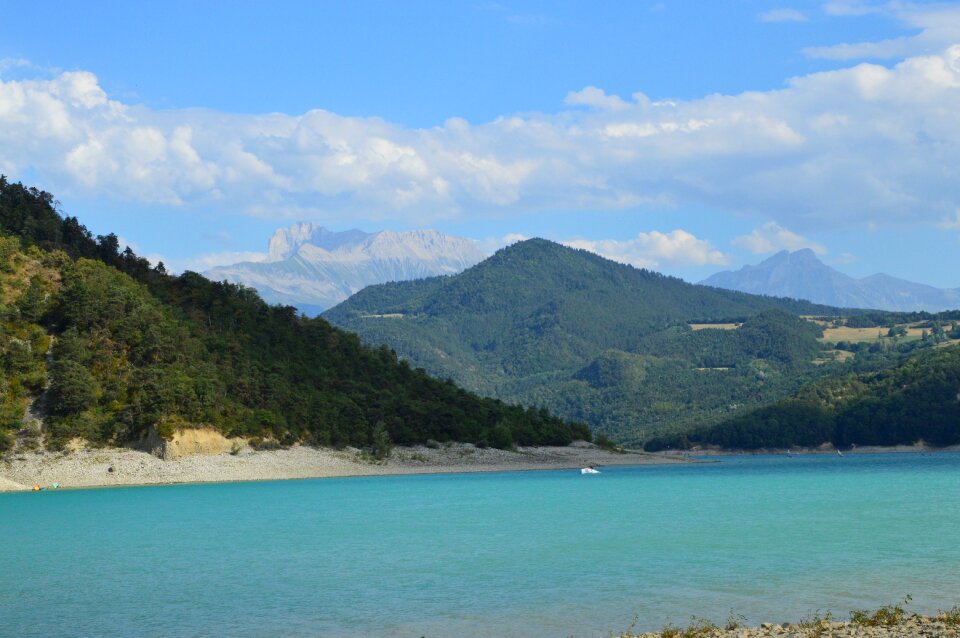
[832,252,859,265]
[939,209,960,229]
[565,86,630,111]
[807,3,960,59]
[3,39,960,232]
[760,8,808,23]
[476,233,528,254]
[733,222,827,255]
[564,230,728,268]
[0,58,33,73]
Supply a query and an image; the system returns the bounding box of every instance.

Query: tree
[47,360,96,416]
[17,276,48,322]
[371,421,393,459]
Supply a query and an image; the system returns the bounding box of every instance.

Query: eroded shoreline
[0,442,685,492]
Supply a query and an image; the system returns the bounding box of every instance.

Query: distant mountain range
[702,249,960,312]
[325,238,842,443]
[204,224,486,315]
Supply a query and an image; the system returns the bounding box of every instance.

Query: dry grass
[820,326,889,342]
[0,252,54,304]
[833,349,855,362]
[820,324,953,343]
[689,323,741,331]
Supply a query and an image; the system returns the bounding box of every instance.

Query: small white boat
[836,449,844,457]
[580,467,601,475]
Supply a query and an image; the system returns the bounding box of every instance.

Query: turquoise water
[2,453,960,638]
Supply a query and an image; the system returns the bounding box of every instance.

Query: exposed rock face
[702,249,960,312]
[205,224,486,315]
[139,427,244,460]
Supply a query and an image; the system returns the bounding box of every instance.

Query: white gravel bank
[0,442,683,491]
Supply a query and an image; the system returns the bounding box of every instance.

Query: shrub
[850,596,912,627]
[594,432,621,451]
[936,605,960,627]
[371,421,393,460]
[798,610,833,637]
[488,422,514,450]
[0,429,13,453]
[247,437,282,451]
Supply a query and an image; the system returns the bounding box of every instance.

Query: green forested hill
[0,178,588,453]
[645,343,960,451]
[325,239,850,443]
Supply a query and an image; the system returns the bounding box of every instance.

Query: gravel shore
[0,441,683,491]
[626,615,960,637]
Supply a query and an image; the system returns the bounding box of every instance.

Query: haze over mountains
[204,223,486,315]
[703,249,960,312]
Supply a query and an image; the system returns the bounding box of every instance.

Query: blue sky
[1,0,959,286]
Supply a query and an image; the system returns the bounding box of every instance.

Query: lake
[2,453,959,637]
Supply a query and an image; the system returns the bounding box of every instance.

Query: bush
[250,438,282,451]
[594,432,618,450]
[851,596,912,627]
[488,422,514,450]
[371,421,393,460]
[0,429,13,453]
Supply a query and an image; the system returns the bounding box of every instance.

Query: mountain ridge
[205,223,486,315]
[702,249,960,312]
[325,238,849,442]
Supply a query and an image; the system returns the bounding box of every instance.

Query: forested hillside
[645,342,960,451]
[0,177,589,453]
[325,240,852,443]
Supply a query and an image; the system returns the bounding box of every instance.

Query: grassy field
[689,323,741,331]
[820,325,931,342]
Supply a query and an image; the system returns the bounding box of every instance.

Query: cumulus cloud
[733,222,827,255]
[564,230,728,268]
[565,86,631,111]
[760,8,808,23]
[3,38,960,232]
[807,2,960,59]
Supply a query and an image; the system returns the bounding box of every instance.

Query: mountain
[325,239,849,443]
[702,249,960,312]
[645,336,960,451]
[0,178,588,453]
[204,223,486,315]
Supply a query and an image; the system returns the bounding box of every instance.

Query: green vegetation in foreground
[645,341,960,451]
[0,177,589,454]
[326,238,931,444]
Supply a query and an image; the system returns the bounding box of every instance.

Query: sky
[1,0,959,286]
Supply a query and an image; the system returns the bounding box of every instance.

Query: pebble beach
[626,615,960,638]
[0,440,684,491]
